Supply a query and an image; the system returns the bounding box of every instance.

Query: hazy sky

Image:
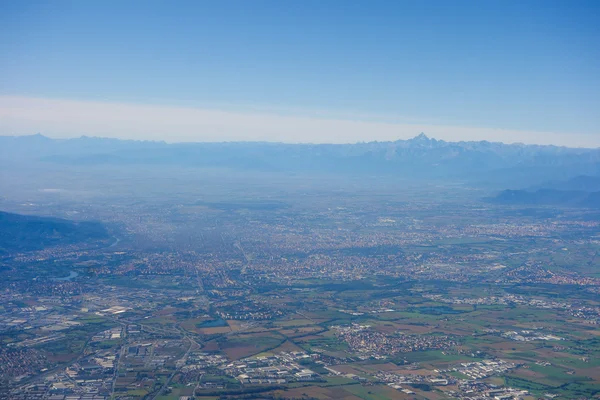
[1,0,599,146]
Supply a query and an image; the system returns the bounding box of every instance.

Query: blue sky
[1,0,599,145]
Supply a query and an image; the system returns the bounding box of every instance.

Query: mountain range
[0,211,109,255]
[1,133,599,186]
[489,175,600,208]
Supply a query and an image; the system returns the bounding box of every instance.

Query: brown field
[294,334,326,342]
[328,364,366,376]
[275,385,363,400]
[278,329,298,336]
[276,318,316,327]
[201,340,219,352]
[278,326,324,337]
[516,368,545,379]
[391,323,433,334]
[343,383,429,399]
[198,326,231,334]
[155,307,178,316]
[393,367,439,377]
[583,327,600,337]
[487,341,535,351]
[578,366,600,380]
[369,322,401,334]
[436,324,480,336]
[221,345,257,360]
[180,317,209,333]
[535,347,573,360]
[408,388,449,400]
[226,320,245,331]
[231,325,270,334]
[218,332,284,360]
[359,362,402,372]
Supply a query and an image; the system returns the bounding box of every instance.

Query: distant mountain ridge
[1,134,599,185]
[531,175,600,192]
[491,189,600,208]
[0,211,109,254]
[490,175,600,208]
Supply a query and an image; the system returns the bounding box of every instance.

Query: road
[149,334,197,400]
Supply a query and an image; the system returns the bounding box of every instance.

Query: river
[51,271,79,281]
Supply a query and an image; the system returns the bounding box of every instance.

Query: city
[1,174,598,399]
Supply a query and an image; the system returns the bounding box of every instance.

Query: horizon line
[1,96,599,148]
[2,132,598,150]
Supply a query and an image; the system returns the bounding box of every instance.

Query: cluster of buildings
[332,323,457,358]
[180,351,321,387]
[425,292,600,325]
[451,360,517,380]
[0,302,80,337]
[376,359,524,399]
[225,352,318,384]
[216,306,284,321]
[453,381,530,400]
[501,330,563,342]
[6,352,117,400]
[0,348,48,383]
[376,370,455,391]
